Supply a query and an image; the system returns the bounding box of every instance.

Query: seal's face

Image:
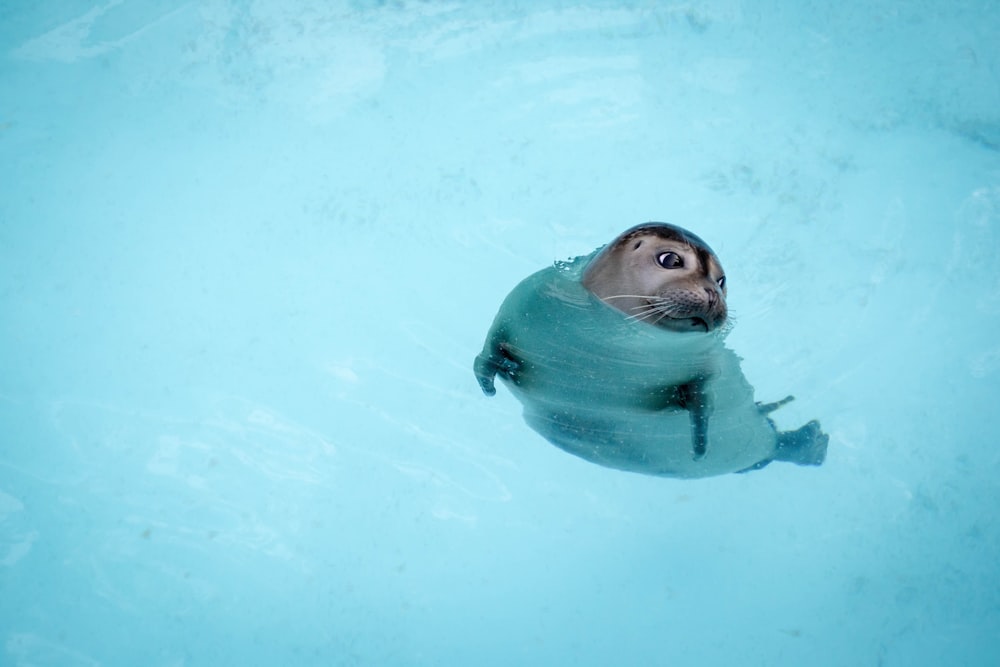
[581,223,728,333]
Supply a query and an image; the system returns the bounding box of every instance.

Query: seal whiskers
[602,294,678,325]
[624,298,703,327]
[625,303,668,324]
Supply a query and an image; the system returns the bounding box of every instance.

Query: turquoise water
[2,1,999,665]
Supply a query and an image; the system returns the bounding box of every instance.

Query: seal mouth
[689,317,710,332]
[654,315,713,333]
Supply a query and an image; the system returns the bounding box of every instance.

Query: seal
[474,222,827,479]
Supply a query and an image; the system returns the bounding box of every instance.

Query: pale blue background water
[2,1,999,665]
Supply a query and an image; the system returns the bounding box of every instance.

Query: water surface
[1,2,999,665]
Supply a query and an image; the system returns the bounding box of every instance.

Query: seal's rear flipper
[774,420,828,466]
[757,395,795,415]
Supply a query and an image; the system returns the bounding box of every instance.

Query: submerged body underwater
[474,223,828,478]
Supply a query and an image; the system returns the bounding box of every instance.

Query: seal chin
[658,316,712,333]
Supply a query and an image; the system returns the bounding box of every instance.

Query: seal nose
[704,286,727,330]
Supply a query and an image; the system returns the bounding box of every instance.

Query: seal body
[474,223,827,479]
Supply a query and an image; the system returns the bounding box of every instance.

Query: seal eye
[657,252,683,269]
[717,276,726,290]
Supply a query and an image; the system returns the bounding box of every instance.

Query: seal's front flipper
[690,409,708,460]
[474,330,521,396]
[473,353,499,395]
[676,380,710,460]
[474,351,520,396]
[774,420,828,466]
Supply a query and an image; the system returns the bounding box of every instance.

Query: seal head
[581,222,727,333]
